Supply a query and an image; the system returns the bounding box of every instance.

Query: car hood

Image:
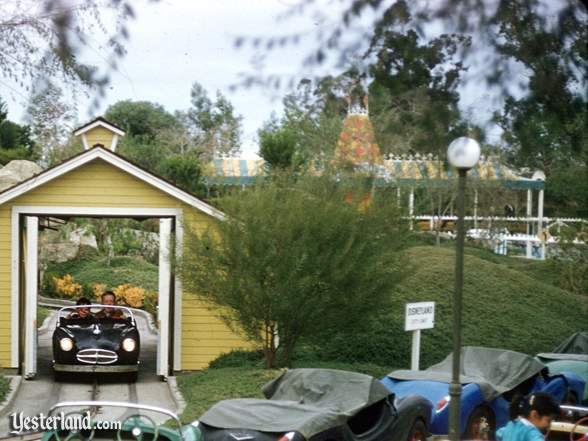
[56,323,134,351]
[387,346,545,401]
[199,368,391,439]
[381,377,449,404]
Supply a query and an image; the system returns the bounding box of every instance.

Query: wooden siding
[86,127,115,150]
[0,158,249,369]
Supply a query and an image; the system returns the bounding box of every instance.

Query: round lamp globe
[447,137,481,170]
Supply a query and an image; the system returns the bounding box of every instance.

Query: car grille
[76,349,118,365]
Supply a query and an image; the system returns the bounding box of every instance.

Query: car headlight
[122,338,136,352]
[60,338,74,352]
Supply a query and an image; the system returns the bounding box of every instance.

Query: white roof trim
[0,147,226,221]
[74,120,126,137]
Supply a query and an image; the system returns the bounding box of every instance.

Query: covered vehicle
[195,368,432,441]
[380,346,586,440]
[52,304,140,381]
[537,331,588,404]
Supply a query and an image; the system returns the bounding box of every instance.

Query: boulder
[0,160,43,191]
[40,227,98,263]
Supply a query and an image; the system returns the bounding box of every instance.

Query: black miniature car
[52,305,140,382]
[195,368,432,441]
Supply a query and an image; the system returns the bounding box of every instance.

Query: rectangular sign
[405,301,435,331]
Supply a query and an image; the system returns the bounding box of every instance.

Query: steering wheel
[117,413,159,441]
[51,410,95,441]
[570,416,588,441]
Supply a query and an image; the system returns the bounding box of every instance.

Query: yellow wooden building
[0,117,248,377]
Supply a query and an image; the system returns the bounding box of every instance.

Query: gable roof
[73,117,126,137]
[0,146,225,220]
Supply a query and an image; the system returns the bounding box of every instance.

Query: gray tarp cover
[538,331,588,362]
[199,368,391,438]
[388,346,545,401]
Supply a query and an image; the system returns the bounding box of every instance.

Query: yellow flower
[113,284,146,308]
[53,274,82,298]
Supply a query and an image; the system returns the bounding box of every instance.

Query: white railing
[414,215,587,223]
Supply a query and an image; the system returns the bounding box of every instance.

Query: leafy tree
[0,98,37,164]
[105,100,183,168]
[117,135,167,172]
[104,100,208,197]
[368,22,472,156]
[258,118,299,170]
[280,78,346,162]
[105,100,180,140]
[181,173,408,368]
[546,162,588,218]
[158,154,204,196]
[182,82,243,158]
[490,1,587,217]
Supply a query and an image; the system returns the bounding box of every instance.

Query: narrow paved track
[0,312,178,438]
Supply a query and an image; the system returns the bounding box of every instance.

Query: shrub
[182,173,408,368]
[52,274,82,298]
[208,349,265,369]
[113,284,145,308]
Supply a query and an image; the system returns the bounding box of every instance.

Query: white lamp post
[447,137,481,441]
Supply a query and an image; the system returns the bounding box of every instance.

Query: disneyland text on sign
[404,301,435,331]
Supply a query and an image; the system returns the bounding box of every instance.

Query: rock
[41,243,80,263]
[39,226,98,263]
[0,160,43,191]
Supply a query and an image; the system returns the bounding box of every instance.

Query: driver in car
[96,291,124,319]
[67,297,92,319]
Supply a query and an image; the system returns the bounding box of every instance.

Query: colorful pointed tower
[333,81,382,168]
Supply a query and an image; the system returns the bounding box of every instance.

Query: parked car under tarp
[388,346,547,401]
[537,331,588,404]
[198,368,432,441]
[381,346,586,439]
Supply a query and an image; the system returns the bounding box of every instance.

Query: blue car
[380,346,586,440]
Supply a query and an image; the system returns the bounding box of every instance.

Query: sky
[2,0,519,156]
[4,0,350,157]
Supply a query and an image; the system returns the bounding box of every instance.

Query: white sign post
[405,301,435,371]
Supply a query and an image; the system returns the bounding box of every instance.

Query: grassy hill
[44,254,158,294]
[315,245,586,368]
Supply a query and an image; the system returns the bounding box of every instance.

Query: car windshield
[59,305,133,325]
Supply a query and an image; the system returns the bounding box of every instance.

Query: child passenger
[496,392,560,441]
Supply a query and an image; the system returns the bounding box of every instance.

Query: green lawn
[0,376,10,403]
